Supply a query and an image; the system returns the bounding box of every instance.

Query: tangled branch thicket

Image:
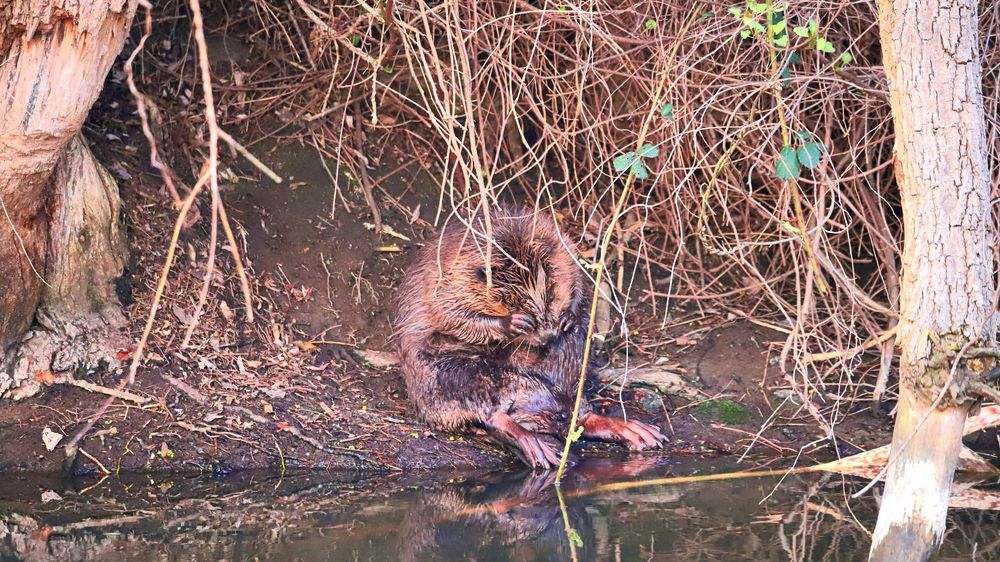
[157,1,1000,434]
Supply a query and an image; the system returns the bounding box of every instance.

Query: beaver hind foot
[580,412,668,451]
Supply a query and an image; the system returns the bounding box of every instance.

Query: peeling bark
[0,0,136,398]
[870,0,995,560]
[1,135,127,400]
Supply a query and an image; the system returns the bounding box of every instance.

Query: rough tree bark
[0,1,137,398]
[870,0,995,560]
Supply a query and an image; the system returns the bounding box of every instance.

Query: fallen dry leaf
[219,301,234,322]
[294,340,318,352]
[172,304,194,325]
[357,349,399,368]
[34,370,58,386]
[31,527,53,541]
[364,222,411,242]
[41,427,63,451]
[320,403,336,418]
[158,442,174,459]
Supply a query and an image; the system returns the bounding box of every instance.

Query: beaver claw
[619,419,668,451]
[580,413,667,451]
[514,433,562,471]
[558,310,578,333]
[507,312,536,336]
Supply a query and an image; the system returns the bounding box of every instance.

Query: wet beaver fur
[395,207,665,469]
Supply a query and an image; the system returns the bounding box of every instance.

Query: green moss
[694,399,749,425]
[86,282,105,312]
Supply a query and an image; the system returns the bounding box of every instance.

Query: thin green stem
[765,3,827,294]
[554,4,701,484]
[556,486,581,562]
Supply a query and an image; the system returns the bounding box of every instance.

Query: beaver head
[508,375,574,436]
[426,208,583,348]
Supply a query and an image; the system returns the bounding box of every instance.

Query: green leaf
[792,25,810,37]
[744,17,766,34]
[808,19,818,34]
[727,6,743,17]
[816,37,835,53]
[788,52,801,64]
[773,34,788,47]
[797,141,824,169]
[569,529,584,547]
[613,152,636,172]
[660,102,674,119]
[794,129,814,141]
[770,19,787,35]
[701,11,715,20]
[775,145,801,180]
[644,18,657,31]
[747,1,768,15]
[637,143,659,158]
[840,51,853,64]
[780,220,801,234]
[740,28,752,39]
[631,160,650,180]
[569,424,585,442]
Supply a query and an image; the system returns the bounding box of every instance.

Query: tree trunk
[870,0,995,560]
[0,1,136,398]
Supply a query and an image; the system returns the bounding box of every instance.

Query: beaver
[395,206,666,469]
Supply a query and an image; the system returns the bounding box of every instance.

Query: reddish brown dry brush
[141,0,1000,441]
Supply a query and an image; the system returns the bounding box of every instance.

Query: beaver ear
[475,266,487,282]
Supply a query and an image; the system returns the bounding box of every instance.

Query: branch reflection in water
[0,457,997,561]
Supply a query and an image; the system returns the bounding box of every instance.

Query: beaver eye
[475,266,487,282]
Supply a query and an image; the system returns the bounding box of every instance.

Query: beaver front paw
[558,310,578,333]
[507,312,536,336]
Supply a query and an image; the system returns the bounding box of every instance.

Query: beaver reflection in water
[395,207,666,469]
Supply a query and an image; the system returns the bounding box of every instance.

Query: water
[1,459,996,561]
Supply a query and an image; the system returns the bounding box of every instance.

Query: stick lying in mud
[65,378,147,406]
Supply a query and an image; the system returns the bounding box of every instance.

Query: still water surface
[1,459,996,561]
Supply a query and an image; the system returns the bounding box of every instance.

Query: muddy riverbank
[0,32,896,477]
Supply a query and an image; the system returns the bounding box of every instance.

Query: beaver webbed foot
[486,411,562,471]
[579,412,667,451]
